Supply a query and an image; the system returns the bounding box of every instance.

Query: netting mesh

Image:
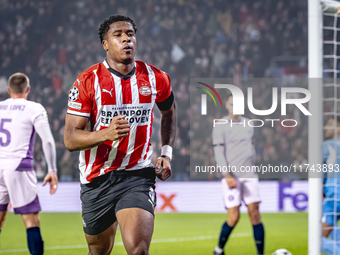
[322,1,340,252]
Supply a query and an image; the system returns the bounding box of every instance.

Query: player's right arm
[64,73,130,152]
[64,114,130,152]
[214,142,237,188]
[212,122,237,188]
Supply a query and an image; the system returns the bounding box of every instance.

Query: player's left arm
[153,69,177,181]
[251,127,256,164]
[155,98,177,181]
[322,142,330,185]
[33,107,58,194]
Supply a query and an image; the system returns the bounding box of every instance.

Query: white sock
[215,246,224,253]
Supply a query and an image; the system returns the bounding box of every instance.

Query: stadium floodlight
[309,0,340,254]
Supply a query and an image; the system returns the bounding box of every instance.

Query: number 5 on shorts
[0,118,11,147]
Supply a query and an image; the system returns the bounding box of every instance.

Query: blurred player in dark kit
[213,95,264,255]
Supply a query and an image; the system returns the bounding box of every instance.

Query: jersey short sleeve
[67,74,93,118]
[31,103,49,127]
[212,121,226,146]
[154,69,172,103]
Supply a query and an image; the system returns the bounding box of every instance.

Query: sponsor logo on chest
[139,84,152,96]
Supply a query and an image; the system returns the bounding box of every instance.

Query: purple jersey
[0,98,48,171]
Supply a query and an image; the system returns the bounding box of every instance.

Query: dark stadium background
[0,0,308,182]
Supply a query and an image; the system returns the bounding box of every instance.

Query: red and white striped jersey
[67,60,171,184]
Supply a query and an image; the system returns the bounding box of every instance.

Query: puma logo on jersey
[102,88,114,97]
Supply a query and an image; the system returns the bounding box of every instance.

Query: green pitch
[0,212,307,255]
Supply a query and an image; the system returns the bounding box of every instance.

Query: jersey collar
[103,59,136,81]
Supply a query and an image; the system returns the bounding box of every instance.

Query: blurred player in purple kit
[213,94,265,255]
[0,73,58,255]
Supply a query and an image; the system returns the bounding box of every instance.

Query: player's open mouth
[123,46,133,52]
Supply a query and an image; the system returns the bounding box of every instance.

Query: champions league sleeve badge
[68,86,79,101]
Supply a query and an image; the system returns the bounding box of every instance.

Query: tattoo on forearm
[161,102,177,147]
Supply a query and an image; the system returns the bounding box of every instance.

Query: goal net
[310,0,340,254]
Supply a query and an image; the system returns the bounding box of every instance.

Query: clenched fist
[155,156,172,181]
[105,115,130,141]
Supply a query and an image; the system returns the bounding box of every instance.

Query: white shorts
[0,169,41,214]
[222,178,261,209]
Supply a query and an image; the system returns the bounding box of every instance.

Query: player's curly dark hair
[98,15,137,43]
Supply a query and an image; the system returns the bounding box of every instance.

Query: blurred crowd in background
[0,0,309,181]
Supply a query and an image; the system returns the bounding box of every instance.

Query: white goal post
[308,1,323,255]
[309,0,340,254]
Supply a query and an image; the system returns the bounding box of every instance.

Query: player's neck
[228,114,241,122]
[106,58,134,76]
[11,94,27,99]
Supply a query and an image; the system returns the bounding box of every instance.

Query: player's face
[103,21,136,64]
[325,118,337,139]
[225,96,234,115]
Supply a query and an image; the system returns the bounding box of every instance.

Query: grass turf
[0,212,307,255]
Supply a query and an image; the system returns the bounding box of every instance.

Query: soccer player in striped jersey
[322,117,340,255]
[64,15,177,254]
[0,73,58,255]
[212,94,264,255]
